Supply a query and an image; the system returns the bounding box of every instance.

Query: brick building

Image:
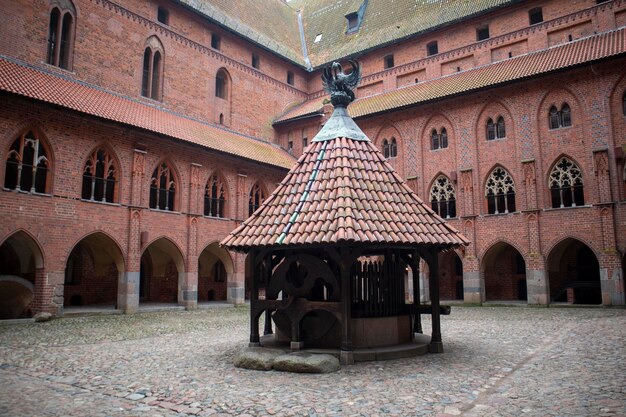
[0,0,625,319]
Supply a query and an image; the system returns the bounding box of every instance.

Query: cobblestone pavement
[0,306,624,417]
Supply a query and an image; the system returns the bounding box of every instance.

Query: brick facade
[1,0,625,318]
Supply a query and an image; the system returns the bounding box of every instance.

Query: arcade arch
[64,232,124,308]
[547,238,601,305]
[0,231,43,319]
[482,242,527,302]
[140,238,184,304]
[198,242,233,302]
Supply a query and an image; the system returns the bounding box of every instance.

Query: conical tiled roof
[221,106,469,252]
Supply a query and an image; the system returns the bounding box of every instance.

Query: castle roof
[221,105,469,252]
[274,27,626,122]
[0,55,295,170]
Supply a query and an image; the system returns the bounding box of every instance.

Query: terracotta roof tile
[278,28,626,122]
[0,56,295,170]
[222,132,469,251]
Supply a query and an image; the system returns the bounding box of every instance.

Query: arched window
[622,91,626,116]
[440,128,448,148]
[204,174,226,218]
[215,69,228,99]
[141,38,164,100]
[149,162,176,211]
[219,113,224,124]
[390,137,398,158]
[496,116,506,138]
[430,175,456,218]
[46,2,75,70]
[248,182,266,216]
[549,103,572,129]
[549,157,584,208]
[485,167,516,214]
[431,129,439,150]
[82,148,117,203]
[382,139,390,158]
[431,128,448,150]
[560,103,571,127]
[4,130,50,193]
[486,118,495,141]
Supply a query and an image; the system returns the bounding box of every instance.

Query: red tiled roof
[274,97,326,124]
[221,134,469,251]
[0,56,296,170]
[277,28,626,122]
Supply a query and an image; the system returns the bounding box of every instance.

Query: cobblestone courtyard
[0,306,624,417]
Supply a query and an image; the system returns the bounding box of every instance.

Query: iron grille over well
[221,61,469,365]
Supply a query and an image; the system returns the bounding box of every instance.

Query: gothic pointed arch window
[496,116,506,138]
[382,139,390,158]
[205,174,226,218]
[248,182,266,216]
[149,162,176,211]
[431,128,448,150]
[81,147,117,203]
[549,157,584,208]
[549,103,572,129]
[389,137,398,157]
[215,69,229,99]
[431,129,439,150]
[430,175,456,218]
[4,130,50,193]
[141,37,164,100]
[47,1,76,70]
[485,167,516,214]
[486,118,495,140]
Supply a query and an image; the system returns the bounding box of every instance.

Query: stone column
[461,217,482,303]
[228,252,246,304]
[120,209,141,313]
[180,217,199,309]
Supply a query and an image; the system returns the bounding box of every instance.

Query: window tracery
[430,175,456,218]
[205,174,226,218]
[485,167,516,214]
[149,162,176,211]
[382,139,390,158]
[4,130,50,193]
[549,103,572,129]
[431,128,448,150]
[47,1,75,70]
[141,38,164,100]
[549,157,584,208]
[82,148,116,203]
[248,182,265,216]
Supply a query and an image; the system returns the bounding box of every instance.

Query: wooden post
[428,247,443,353]
[247,250,260,346]
[263,310,273,335]
[339,247,354,365]
[412,250,422,334]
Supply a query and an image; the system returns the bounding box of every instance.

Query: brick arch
[544,235,601,264]
[479,238,527,270]
[608,71,626,110]
[480,240,528,302]
[197,242,233,302]
[2,124,55,194]
[144,35,164,54]
[373,123,403,154]
[148,157,181,211]
[64,230,126,273]
[0,229,45,270]
[481,163,517,191]
[536,86,582,128]
[419,112,455,144]
[474,100,515,141]
[142,235,185,274]
[427,171,455,193]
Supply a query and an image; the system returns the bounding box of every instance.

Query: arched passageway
[64,233,124,308]
[439,251,463,300]
[483,242,527,302]
[198,242,233,302]
[140,238,184,304]
[548,239,601,304]
[0,231,43,319]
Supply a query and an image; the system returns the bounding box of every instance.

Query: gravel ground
[0,306,624,417]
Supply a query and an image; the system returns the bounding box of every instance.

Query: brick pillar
[189,163,202,215]
[120,209,141,313]
[228,251,246,304]
[594,150,611,203]
[461,217,482,303]
[459,169,474,216]
[598,206,625,306]
[32,267,62,316]
[181,217,199,309]
[130,149,146,207]
[235,173,248,222]
[525,211,548,304]
[522,159,537,210]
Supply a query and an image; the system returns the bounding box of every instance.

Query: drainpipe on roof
[297,10,313,71]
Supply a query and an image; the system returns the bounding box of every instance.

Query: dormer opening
[345,0,368,34]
